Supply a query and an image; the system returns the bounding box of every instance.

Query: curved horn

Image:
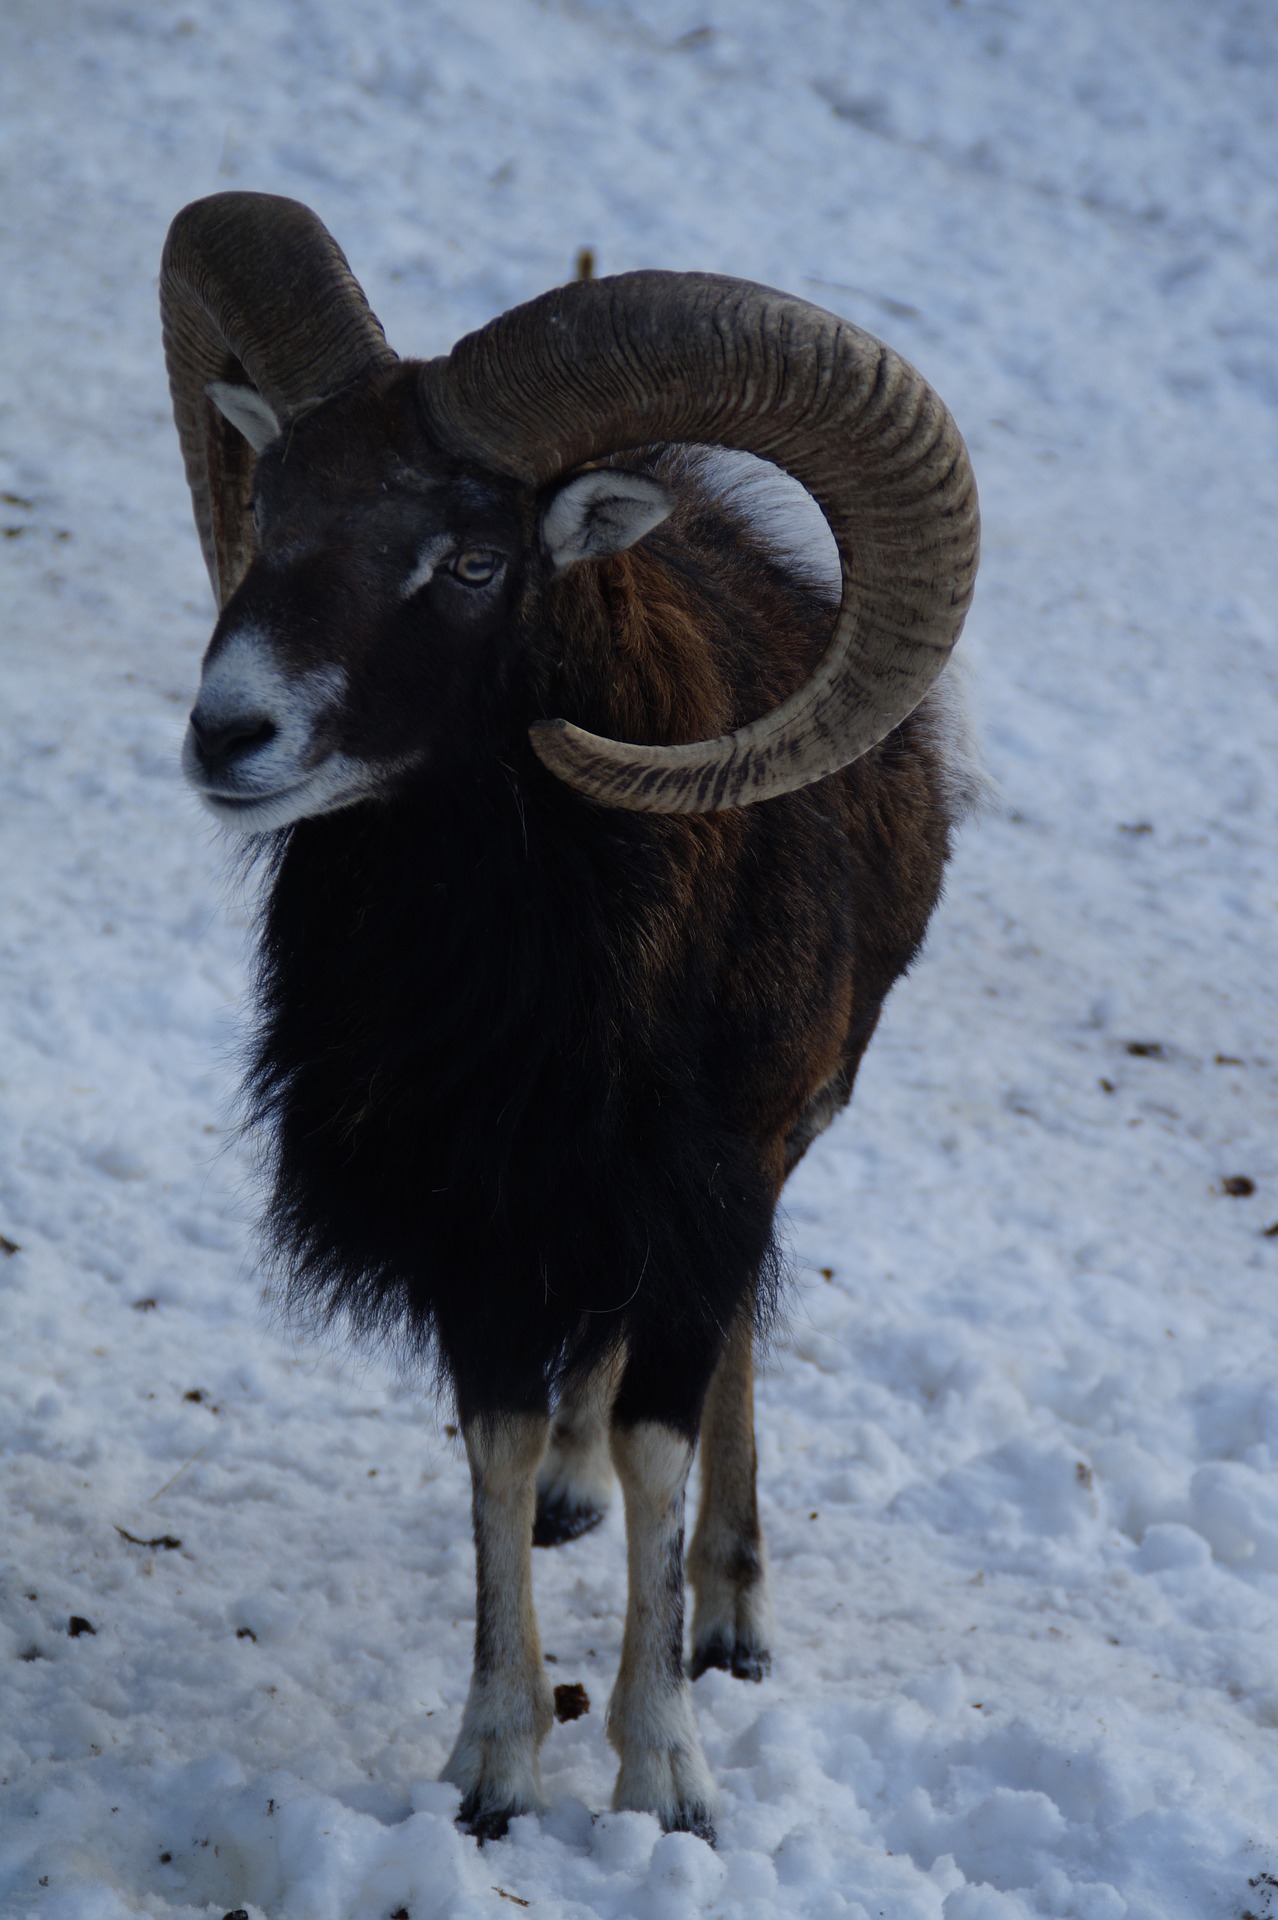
[160,192,397,607]
[418,272,978,813]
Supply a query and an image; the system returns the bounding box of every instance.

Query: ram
[161,191,979,1843]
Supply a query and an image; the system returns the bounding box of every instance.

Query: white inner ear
[542,470,674,572]
[206,380,283,454]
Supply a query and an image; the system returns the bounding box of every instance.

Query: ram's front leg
[687,1311,773,1681]
[608,1421,716,1842]
[443,1412,555,1840]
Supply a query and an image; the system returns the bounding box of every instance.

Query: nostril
[189,709,278,772]
[232,717,278,754]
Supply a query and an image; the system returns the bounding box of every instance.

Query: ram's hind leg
[443,1412,555,1840]
[687,1311,773,1682]
[608,1419,717,1841]
[534,1353,621,1547]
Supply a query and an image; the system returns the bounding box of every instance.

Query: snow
[2,0,1277,1914]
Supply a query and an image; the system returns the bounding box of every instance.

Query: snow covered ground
[2,1,1277,1914]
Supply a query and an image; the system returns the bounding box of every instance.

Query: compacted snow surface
[2,2,1277,1915]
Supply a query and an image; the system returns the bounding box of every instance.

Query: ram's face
[182,379,525,832]
[181,376,671,832]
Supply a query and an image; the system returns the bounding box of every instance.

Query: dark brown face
[182,378,534,831]
[181,372,674,832]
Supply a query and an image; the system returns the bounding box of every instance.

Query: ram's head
[162,192,978,829]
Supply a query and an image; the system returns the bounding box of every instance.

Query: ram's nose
[187,705,279,781]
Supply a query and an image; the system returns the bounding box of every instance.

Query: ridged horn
[160,192,398,608]
[418,271,978,812]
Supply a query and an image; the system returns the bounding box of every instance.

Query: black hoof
[730,1645,771,1683]
[458,1797,513,1845]
[532,1497,606,1548]
[664,1806,717,1847]
[689,1636,771,1684]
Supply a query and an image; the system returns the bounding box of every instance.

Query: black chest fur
[247,774,780,1422]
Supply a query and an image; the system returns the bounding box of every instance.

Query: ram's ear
[541,470,674,572]
[206,380,283,453]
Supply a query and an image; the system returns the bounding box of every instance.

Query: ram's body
[248,443,958,1426]
[162,193,978,1842]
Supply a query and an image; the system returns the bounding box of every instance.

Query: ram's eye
[449,549,502,587]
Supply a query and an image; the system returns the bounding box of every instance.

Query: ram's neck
[538,542,738,749]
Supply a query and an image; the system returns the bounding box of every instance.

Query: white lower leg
[688,1315,773,1680]
[608,1422,716,1839]
[443,1412,555,1834]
